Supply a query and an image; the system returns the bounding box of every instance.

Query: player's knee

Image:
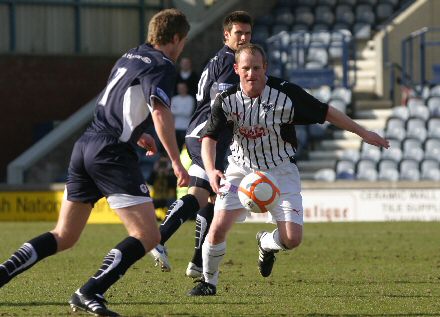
[282,235,302,250]
[50,230,79,251]
[207,228,227,244]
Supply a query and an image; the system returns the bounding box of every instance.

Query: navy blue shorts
[185,130,232,194]
[66,132,150,206]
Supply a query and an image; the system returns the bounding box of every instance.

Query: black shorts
[185,130,232,194]
[185,129,232,172]
[66,132,150,206]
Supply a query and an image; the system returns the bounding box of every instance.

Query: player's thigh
[51,198,93,251]
[115,201,159,252]
[208,209,245,244]
[276,221,303,249]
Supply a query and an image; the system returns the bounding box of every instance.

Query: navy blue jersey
[90,43,176,146]
[186,45,238,138]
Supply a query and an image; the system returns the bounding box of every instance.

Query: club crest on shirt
[261,101,274,112]
[218,182,238,199]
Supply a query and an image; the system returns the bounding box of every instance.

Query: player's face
[234,50,267,98]
[224,23,252,51]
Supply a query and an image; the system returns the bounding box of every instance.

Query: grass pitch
[0,221,439,316]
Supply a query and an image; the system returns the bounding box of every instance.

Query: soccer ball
[238,171,280,213]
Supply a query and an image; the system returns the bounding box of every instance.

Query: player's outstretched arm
[151,98,189,187]
[201,136,225,194]
[325,105,390,149]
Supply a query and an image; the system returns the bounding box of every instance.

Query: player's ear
[234,63,239,74]
[172,34,180,44]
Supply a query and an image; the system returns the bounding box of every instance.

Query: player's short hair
[235,43,267,65]
[147,9,190,45]
[223,11,253,33]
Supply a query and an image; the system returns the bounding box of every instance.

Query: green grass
[0,221,439,316]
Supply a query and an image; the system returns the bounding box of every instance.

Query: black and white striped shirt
[202,76,329,170]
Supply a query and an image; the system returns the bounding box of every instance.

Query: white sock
[260,229,284,251]
[202,240,226,286]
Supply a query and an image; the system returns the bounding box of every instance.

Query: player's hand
[172,162,190,187]
[362,131,390,149]
[137,133,157,156]
[207,169,225,194]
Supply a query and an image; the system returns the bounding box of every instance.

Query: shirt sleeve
[200,95,229,141]
[141,63,176,110]
[285,82,329,124]
[215,54,238,92]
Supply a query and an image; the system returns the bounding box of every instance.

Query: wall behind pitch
[0,55,116,181]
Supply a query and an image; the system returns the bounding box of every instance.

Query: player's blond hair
[147,9,190,45]
[235,43,267,64]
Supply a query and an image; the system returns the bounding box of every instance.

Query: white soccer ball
[238,171,280,213]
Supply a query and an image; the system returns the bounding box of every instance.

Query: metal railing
[401,26,440,86]
[0,0,166,54]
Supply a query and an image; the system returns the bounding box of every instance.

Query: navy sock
[191,203,214,267]
[80,236,145,296]
[0,232,57,288]
[160,194,199,244]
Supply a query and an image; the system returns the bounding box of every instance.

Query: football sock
[260,229,285,251]
[0,232,57,288]
[191,203,214,267]
[80,236,145,296]
[202,241,226,286]
[160,194,199,244]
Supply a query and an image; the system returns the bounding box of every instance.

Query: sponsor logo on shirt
[219,83,234,91]
[238,126,268,139]
[122,53,151,64]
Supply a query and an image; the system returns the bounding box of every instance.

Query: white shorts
[214,158,304,225]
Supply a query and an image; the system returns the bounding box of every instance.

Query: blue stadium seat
[385,121,406,142]
[427,118,440,138]
[355,5,375,25]
[420,159,439,175]
[314,168,336,181]
[408,104,430,122]
[424,138,440,162]
[402,138,424,162]
[353,23,372,40]
[356,159,377,181]
[429,85,440,97]
[335,159,356,175]
[340,149,360,163]
[311,85,332,103]
[289,68,335,88]
[399,159,420,181]
[360,141,381,162]
[335,5,355,26]
[406,118,428,142]
[427,97,440,117]
[381,145,402,163]
[376,3,394,23]
[378,159,399,181]
[389,105,409,121]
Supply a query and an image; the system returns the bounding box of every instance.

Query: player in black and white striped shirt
[188,44,389,296]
